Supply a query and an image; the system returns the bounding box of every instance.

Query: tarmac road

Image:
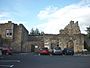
[0,53,90,68]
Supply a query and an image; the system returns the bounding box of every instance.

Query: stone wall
[59,34,84,52]
[43,21,84,52]
[0,20,85,53]
[0,21,29,52]
[0,21,14,47]
[28,35,44,52]
[60,20,81,35]
[59,21,84,52]
[19,24,29,52]
[11,24,29,52]
[10,24,21,52]
[43,34,59,49]
[0,35,2,47]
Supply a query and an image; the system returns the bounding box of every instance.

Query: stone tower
[60,20,81,35]
[59,20,84,52]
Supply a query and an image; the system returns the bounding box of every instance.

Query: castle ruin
[0,21,85,53]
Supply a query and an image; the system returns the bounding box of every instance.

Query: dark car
[38,47,50,55]
[52,47,62,55]
[0,47,2,55]
[2,47,12,55]
[62,48,74,55]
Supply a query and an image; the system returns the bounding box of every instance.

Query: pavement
[0,53,90,68]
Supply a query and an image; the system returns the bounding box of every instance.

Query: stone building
[43,21,85,52]
[43,34,59,50]
[59,21,84,52]
[27,35,44,52]
[0,20,85,53]
[0,35,2,47]
[0,21,29,52]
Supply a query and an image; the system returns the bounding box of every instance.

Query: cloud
[37,6,58,20]
[0,10,30,33]
[0,12,7,18]
[0,11,14,22]
[0,10,26,24]
[37,0,90,34]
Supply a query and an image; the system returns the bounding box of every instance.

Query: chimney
[8,21,12,23]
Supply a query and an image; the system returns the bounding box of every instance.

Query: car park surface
[0,53,90,68]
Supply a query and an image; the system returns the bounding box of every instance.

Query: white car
[52,47,62,55]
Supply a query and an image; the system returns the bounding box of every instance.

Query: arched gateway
[67,40,74,49]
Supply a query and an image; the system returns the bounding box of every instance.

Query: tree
[30,28,35,35]
[30,28,44,36]
[86,26,90,38]
[41,31,44,35]
[34,28,40,35]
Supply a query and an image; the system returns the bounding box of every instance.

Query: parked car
[52,47,62,55]
[38,47,50,55]
[2,47,12,55]
[62,48,74,55]
[0,48,2,56]
[82,49,88,55]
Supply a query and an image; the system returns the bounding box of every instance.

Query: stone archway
[67,40,74,49]
[31,44,35,52]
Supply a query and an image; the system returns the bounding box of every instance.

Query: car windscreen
[54,47,61,50]
[40,48,48,50]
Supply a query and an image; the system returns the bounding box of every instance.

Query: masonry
[59,21,84,52]
[0,21,85,53]
[0,21,28,52]
[43,21,84,52]
[29,20,85,53]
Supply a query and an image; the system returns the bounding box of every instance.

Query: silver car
[52,47,62,55]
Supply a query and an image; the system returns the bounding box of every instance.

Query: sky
[0,0,90,34]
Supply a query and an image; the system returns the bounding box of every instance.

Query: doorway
[67,40,74,49]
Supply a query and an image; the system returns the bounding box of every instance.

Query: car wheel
[49,54,52,56]
[9,53,12,55]
[38,53,41,56]
[6,53,9,55]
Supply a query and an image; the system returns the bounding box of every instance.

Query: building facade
[0,21,29,52]
[59,21,84,52]
[0,21,85,53]
[43,21,84,52]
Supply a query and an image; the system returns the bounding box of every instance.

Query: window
[6,29,13,37]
